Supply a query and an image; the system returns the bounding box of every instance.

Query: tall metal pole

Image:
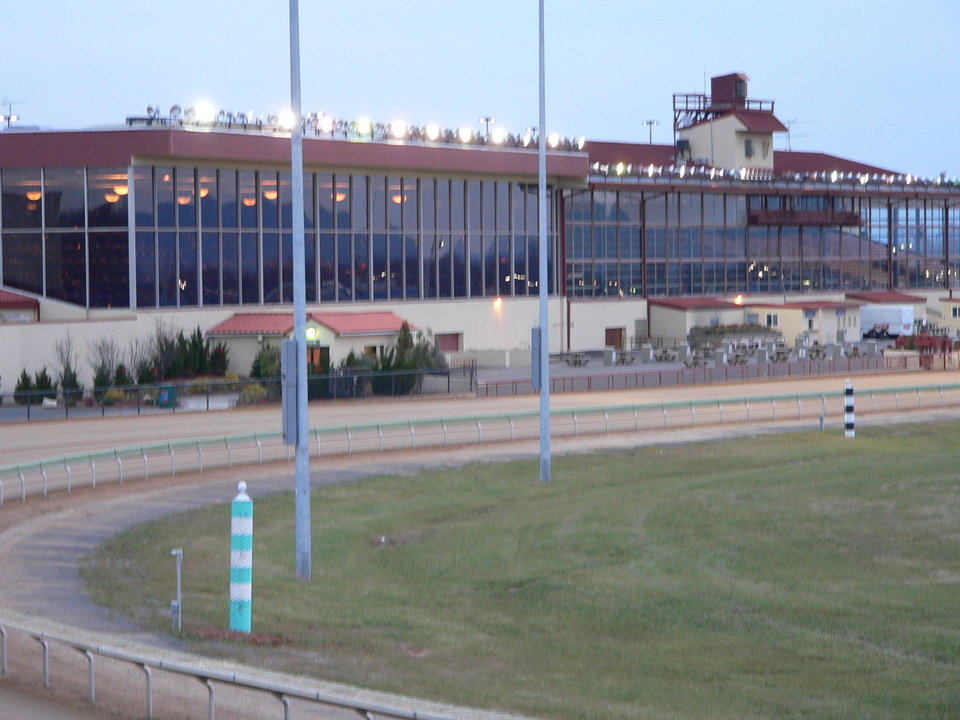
[289,0,311,579]
[537,0,551,483]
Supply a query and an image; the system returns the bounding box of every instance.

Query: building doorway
[605,327,625,350]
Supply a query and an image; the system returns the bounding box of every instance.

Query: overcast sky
[3,1,959,177]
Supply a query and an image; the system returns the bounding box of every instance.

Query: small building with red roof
[208,310,414,374]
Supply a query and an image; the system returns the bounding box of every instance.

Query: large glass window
[2,169,42,229]
[44,168,85,229]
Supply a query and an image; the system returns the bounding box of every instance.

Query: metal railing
[0,620,472,720]
[3,380,959,507]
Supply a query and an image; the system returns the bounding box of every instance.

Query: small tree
[55,334,84,406]
[89,337,122,399]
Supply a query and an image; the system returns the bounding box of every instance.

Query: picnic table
[616,352,635,365]
[563,353,589,367]
[654,348,678,362]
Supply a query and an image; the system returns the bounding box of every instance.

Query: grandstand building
[1,73,958,381]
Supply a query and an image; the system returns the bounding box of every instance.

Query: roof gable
[207,311,412,338]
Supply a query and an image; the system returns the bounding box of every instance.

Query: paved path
[0,368,956,719]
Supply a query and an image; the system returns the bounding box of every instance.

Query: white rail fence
[3,382,960,506]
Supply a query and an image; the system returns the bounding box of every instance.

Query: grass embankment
[82,423,960,720]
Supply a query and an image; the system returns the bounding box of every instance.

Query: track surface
[1,369,956,719]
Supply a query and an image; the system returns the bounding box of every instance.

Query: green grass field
[82,423,960,720]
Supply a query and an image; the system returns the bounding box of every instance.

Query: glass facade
[129,167,555,308]
[564,186,960,297]
[2,162,958,309]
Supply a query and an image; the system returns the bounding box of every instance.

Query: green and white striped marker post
[229,481,253,633]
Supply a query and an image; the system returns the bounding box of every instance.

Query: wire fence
[0,365,476,423]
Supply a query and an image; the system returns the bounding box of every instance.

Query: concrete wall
[568,298,648,351]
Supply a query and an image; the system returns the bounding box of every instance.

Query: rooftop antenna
[784,117,817,151]
[1,97,24,129]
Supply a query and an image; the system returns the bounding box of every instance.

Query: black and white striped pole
[844,379,855,438]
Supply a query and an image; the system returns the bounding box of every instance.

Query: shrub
[14,369,34,405]
[33,367,57,401]
[114,363,133,388]
[208,341,229,376]
[250,344,281,379]
[239,383,268,405]
[101,388,127,406]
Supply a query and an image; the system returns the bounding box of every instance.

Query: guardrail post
[917,387,922,408]
[89,459,96,488]
[169,445,176,475]
[225,439,232,467]
[603,410,609,434]
[0,625,7,674]
[661,404,667,428]
[744,400,750,422]
[64,461,72,493]
[771,399,777,421]
[690,406,696,425]
[85,649,95,702]
[197,441,203,472]
[142,451,149,481]
[378,425,383,452]
[315,430,321,457]
[572,412,579,436]
[19,470,26,502]
[409,423,416,449]
[509,417,515,440]
[256,437,263,464]
[346,430,352,455]
[634,409,640,431]
[476,419,482,442]
[277,694,292,720]
[40,463,48,497]
[116,454,123,484]
[442,421,448,446]
[205,678,216,720]
[40,637,50,687]
[142,665,153,719]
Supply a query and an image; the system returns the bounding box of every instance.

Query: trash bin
[157,385,177,408]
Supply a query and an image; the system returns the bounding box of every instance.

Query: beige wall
[679,116,775,170]
[568,299,648,350]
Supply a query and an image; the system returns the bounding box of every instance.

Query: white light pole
[289,0,311,580]
[537,0,551,483]
[478,115,496,141]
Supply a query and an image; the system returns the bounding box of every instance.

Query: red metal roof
[207,313,294,336]
[207,311,411,338]
[775,151,894,176]
[844,291,927,304]
[0,128,589,179]
[310,311,412,337]
[0,288,39,309]
[728,110,788,133]
[683,110,787,134]
[649,297,740,310]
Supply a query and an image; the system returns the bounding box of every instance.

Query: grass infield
[82,423,960,720]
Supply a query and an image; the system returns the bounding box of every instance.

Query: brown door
[605,327,625,350]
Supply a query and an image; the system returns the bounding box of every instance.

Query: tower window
[744,139,755,158]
